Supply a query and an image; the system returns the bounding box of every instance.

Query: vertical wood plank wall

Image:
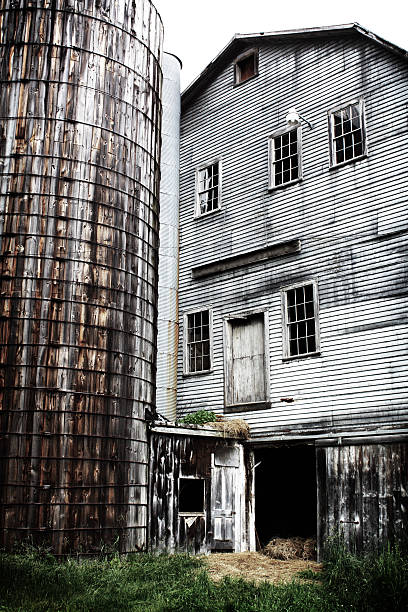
[0,0,163,554]
[149,430,248,553]
[178,35,408,440]
[316,442,408,556]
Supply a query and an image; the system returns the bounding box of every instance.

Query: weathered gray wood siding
[178,35,408,440]
[316,442,408,556]
[149,428,249,553]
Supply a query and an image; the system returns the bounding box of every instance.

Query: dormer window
[234,49,258,85]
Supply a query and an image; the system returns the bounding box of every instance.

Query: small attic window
[234,49,258,85]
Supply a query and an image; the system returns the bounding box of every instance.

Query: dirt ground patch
[203,551,322,584]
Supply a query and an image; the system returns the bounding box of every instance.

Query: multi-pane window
[283,283,319,358]
[329,102,365,166]
[196,162,220,216]
[269,128,301,188]
[184,310,211,373]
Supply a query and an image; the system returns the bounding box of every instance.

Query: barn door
[211,446,241,551]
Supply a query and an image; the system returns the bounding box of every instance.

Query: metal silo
[156,52,181,421]
[0,0,163,554]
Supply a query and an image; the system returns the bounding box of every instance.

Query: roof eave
[181,23,408,111]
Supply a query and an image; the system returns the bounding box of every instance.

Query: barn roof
[181,23,408,109]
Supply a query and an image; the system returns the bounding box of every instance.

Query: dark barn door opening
[254,445,317,547]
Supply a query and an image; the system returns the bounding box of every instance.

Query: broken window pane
[179,478,205,513]
[197,162,220,215]
[235,50,258,84]
[331,103,364,165]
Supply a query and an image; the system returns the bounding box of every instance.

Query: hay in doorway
[302,537,317,560]
[263,537,317,561]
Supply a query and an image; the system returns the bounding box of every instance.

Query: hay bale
[302,538,317,560]
[263,537,317,561]
[207,419,250,439]
[263,537,303,560]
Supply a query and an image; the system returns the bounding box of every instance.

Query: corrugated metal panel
[156,52,181,420]
[177,36,408,440]
[0,0,163,554]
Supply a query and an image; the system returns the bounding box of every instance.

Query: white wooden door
[211,465,235,550]
[211,446,241,551]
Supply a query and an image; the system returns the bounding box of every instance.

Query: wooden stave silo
[0,0,163,554]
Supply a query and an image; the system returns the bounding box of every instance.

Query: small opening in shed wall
[179,478,205,513]
[234,49,258,84]
[254,445,317,546]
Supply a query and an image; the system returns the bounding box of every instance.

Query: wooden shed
[149,423,254,554]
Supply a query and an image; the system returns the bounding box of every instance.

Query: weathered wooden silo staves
[0,0,163,554]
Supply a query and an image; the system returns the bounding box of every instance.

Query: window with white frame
[195,161,220,216]
[269,127,301,189]
[283,283,319,358]
[184,309,212,374]
[329,101,366,166]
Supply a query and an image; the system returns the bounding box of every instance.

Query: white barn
[160,24,408,557]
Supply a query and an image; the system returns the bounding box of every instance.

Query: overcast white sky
[153,0,407,89]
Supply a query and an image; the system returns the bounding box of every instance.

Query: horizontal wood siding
[177,35,408,439]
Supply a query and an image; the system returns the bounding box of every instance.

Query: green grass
[0,543,407,611]
[322,537,408,612]
[176,410,217,425]
[296,568,322,581]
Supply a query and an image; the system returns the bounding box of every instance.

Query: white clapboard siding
[177,34,408,439]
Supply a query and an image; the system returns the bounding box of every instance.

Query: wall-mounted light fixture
[285,107,313,129]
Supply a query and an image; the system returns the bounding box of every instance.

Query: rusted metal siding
[149,427,248,554]
[0,0,163,554]
[177,35,408,442]
[316,442,408,557]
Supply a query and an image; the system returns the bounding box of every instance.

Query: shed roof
[181,23,408,109]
